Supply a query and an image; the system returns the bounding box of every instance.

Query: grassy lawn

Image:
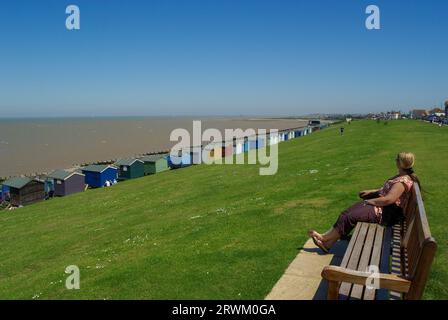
[0,120,446,299]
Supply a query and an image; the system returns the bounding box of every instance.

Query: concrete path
[265,239,348,300]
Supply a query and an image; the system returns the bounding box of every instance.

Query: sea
[0,117,311,178]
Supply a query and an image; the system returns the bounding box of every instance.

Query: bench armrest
[321,266,411,300]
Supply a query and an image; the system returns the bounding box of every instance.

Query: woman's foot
[308,230,324,241]
[323,238,337,249]
[311,234,330,254]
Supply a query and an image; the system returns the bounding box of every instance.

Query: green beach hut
[115,158,145,180]
[139,154,169,175]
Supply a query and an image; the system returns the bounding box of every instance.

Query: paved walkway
[265,239,348,300]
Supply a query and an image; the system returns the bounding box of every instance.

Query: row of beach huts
[0,123,328,208]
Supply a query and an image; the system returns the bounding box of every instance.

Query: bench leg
[327,281,340,300]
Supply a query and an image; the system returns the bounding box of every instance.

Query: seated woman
[309,152,420,253]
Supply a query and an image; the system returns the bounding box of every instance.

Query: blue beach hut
[243,138,250,152]
[256,136,265,149]
[167,153,192,169]
[0,184,9,201]
[283,132,289,141]
[249,140,257,150]
[294,129,302,138]
[268,133,278,145]
[82,164,118,188]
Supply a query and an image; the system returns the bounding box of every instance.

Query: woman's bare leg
[321,227,341,243]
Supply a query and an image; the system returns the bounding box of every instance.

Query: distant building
[428,107,444,115]
[411,109,428,119]
[445,101,448,117]
[386,111,401,120]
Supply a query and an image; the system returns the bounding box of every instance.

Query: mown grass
[0,120,446,299]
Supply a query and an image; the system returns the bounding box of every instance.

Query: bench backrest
[401,183,437,300]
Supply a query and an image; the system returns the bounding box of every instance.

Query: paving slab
[265,239,348,300]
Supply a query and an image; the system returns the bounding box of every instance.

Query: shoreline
[0,117,328,179]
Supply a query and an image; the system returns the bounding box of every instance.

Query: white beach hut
[234,139,244,155]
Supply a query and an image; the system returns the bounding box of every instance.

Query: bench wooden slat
[363,224,385,300]
[339,223,369,298]
[339,222,362,269]
[350,223,378,299]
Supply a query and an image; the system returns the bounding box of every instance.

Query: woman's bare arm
[359,188,381,199]
[365,183,405,207]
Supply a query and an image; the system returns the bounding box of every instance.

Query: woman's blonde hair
[397,152,421,188]
[397,152,415,170]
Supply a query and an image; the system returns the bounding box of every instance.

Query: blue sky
[0,0,447,117]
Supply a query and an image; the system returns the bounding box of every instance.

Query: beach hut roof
[115,158,143,166]
[82,164,116,173]
[139,154,168,162]
[47,170,84,181]
[2,177,33,189]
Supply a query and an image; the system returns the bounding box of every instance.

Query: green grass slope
[0,120,446,299]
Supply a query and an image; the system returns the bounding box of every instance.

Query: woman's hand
[359,191,371,199]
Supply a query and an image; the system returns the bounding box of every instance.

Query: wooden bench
[321,184,437,300]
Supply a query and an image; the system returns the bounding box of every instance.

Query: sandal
[311,235,330,254]
[308,230,323,241]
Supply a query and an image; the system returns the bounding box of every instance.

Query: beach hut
[82,164,118,188]
[278,132,284,142]
[283,131,289,141]
[47,170,86,197]
[140,154,169,175]
[256,135,265,149]
[2,177,45,206]
[233,139,244,155]
[115,158,145,180]
[294,129,302,138]
[288,130,295,139]
[167,152,192,169]
[205,143,222,162]
[35,175,55,199]
[243,138,250,152]
[0,184,9,201]
[268,133,278,145]
[248,135,257,150]
[222,142,233,157]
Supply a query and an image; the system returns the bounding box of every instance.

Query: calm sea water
[0,117,310,177]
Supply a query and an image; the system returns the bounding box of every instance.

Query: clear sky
[0,0,447,117]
